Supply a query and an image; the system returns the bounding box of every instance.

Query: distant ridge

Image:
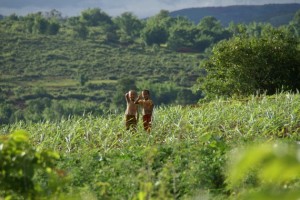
[169,3,300,27]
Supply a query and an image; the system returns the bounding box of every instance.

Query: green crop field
[1,93,300,199]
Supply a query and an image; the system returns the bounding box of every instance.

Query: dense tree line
[0,8,232,51]
[2,8,300,50]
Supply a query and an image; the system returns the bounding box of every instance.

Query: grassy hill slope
[0,30,202,120]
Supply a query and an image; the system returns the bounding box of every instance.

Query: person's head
[128,90,136,100]
[142,90,150,100]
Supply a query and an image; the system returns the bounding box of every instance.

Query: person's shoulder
[147,99,154,105]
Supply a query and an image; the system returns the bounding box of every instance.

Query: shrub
[198,28,300,98]
[0,130,64,199]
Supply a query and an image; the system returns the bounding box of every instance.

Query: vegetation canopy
[197,26,300,99]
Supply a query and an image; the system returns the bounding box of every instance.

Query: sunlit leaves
[0,130,63,199]
[227,142,300,200]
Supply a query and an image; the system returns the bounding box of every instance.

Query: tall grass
[1,92,300,199]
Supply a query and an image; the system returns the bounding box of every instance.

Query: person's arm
[134,93,142,104]
[125,93,130,103]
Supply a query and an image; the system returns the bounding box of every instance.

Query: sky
[0,0,299,18]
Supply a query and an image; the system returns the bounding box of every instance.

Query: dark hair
[143,90,150,95]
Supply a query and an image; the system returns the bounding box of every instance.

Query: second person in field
[135,90,154,132]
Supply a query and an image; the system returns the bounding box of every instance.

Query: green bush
[198,28,300,98]
[0,130,64,199]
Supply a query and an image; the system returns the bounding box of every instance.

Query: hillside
[170,3,300,26]
[1,5,299,124]
[0,30,203,123]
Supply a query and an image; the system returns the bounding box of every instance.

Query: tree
[141,10,174,45]
[103,24,119,43]
[66,16,80,26]
[114,12,144,42]
[227,22,247,36]
[47,21,60,35]
[23,12,58,35]
[80,8,112,26]
[7,13,19,21]
[228,22,273,38]
[196,28,300,99]
[197,16,223,32]
[167,17,196,50]
[194,16,231,51]
[33,14,49,34]
[141,25,168,45]
[72,23,88,39]
[44,9,63,21]
[289,10,300,37]
[193,34,213,52]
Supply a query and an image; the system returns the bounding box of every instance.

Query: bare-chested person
[125,90,139,131]
[135,90,154,132]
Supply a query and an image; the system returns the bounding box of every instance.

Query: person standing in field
[125,90,139,131]
[135,90,154,132]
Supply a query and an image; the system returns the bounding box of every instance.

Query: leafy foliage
[227,142,300,200]
[114,12,144,43]
[197,27,300,98]
[289,10,300,37]
[0,130,64,199]
[80,8,113,27]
